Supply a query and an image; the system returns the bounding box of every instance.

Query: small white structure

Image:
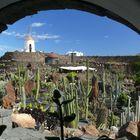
[60,66,96,72]
[66,51,83,56]
[24,36,36,52]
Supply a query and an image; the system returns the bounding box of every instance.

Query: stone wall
[0,52,140,74]
[13,52,45,63]
[0,52,45,64]
[57,55,140,65]
[57,55,140,75]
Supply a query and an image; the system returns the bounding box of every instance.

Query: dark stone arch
[0,0,139,34]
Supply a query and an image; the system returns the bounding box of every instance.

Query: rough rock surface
[52,127,83,137]
[81,125,99,136]
[0,109,47,140]
[0,109,99,140]
[118,121,137,139]
[1,127,46,140]
[11,113,36,129]
[0,109,133,140]
[2,83,16,109]
[24,80,36,97]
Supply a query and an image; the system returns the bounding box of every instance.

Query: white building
[24,36,36,52]
[66,51,83,56]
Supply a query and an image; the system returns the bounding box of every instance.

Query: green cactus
[21,86,26,109]
[18,64,22,96]
[96,106,108,129]
[62,76,79,128]
[102,68,106,102]
[69,83,79,128]
[36,68,40,100]
[77,59,92,120]
[17,64,27,108]
[51,89,76,140]
[85,59,89,120]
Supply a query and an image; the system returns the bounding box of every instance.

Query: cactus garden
[0,59,140,140]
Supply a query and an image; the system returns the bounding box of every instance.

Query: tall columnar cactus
[62,76,79,128]
[23,66,27,82]
[75,85,79,127]
[17,64,27,108]
[120,96,139,126]
[85,58,90,120]
[96,106,108,129]
[110,86,113,127]
[102,66,106,102]
[36,68,40,100]
[18,64,22,96]
[91,74,99,100]
[80,78,92,120]
[127,96,131,121]
[114,73,119,104]
[70,82,79,128]
[135,100,138,121]
[62,76,68,93]
[64,83,79,128]
[21,86,26,109]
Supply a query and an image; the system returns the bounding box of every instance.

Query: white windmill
[24,26,36,52]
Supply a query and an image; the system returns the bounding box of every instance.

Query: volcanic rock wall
[0,52,45,64]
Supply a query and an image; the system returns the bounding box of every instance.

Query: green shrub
[131,61,140,73]
[66,72,77,82]
[117,93,128,107]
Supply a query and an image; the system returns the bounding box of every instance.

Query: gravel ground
[0,109,99,140]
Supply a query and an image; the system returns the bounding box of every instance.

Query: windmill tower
[24,26,36,52]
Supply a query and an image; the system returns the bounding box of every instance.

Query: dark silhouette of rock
[66,137,83,140]
[97,135,113,140]
[118,121,137,140]
[0,125,7,136]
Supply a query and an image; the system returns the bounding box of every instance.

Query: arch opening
[0,0,139,34]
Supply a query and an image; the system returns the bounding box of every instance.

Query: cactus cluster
[62,76,79,128]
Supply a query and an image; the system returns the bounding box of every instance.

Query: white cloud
[15,33,26,38]
[2,31,16,36]
[2,31,61,41]
[33,34,60,40]
[2,31,26,39]
[31,22,45,27]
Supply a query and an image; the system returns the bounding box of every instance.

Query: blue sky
[0,9,140,56]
